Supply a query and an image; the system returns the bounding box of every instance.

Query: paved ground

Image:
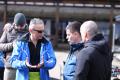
[112,54,120,67]
[49,50,68,80]
[111,54,120,80]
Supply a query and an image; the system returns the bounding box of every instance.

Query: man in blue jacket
[74,20,112,80]
[63,21,84,80]
[9,18,56,80]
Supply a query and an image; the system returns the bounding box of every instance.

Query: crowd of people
[0,12,113,80]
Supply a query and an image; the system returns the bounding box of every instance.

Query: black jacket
[74,34,112,80]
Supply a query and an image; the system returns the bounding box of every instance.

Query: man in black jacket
[74,20,112,80]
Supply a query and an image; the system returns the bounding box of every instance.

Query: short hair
[29,18,44,30]
[66,21,81,35]
[80,20,98,38]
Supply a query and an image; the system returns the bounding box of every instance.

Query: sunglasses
[33,29,44,33]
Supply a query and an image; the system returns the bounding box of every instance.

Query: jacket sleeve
[74,49,90,80]
[9,41,27,70]
[0,31,13,52]
[42,42,56,69]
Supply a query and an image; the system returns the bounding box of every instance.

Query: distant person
[0,13,28,80]
[9,18,56,80]
[0,23,12,80]
[63,21,84,80]
[74,20,112,80]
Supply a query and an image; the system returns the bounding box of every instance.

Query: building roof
[1,0,120,5]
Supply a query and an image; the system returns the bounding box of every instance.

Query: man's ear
[29,28,32,32]
[85,32,88,41]
[74,32,79,36]
[85,32,87,37]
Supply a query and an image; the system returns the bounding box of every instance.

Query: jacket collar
[70,42,84,53]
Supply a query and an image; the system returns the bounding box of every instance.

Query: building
[0,0,120,48]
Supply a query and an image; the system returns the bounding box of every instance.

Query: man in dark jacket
[0,13,28,80]
[74,20,112,80]
[63,21,84,80]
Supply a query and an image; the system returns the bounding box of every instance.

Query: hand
[36,57,44,68]
[13,40,17,48]
[25,57,36,68]
[36,62,44,69]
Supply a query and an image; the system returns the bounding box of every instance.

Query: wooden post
[109,2,114,52]
[54,0,59,47]
[3,0,7,25]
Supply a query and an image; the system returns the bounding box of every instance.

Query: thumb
[25,57,29,63]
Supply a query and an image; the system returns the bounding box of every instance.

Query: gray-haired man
[9,18,56,80]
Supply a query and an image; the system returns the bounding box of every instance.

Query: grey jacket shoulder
[0,26,16,52]
[0,30,13,52]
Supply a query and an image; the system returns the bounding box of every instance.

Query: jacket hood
[85,34,110,55]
